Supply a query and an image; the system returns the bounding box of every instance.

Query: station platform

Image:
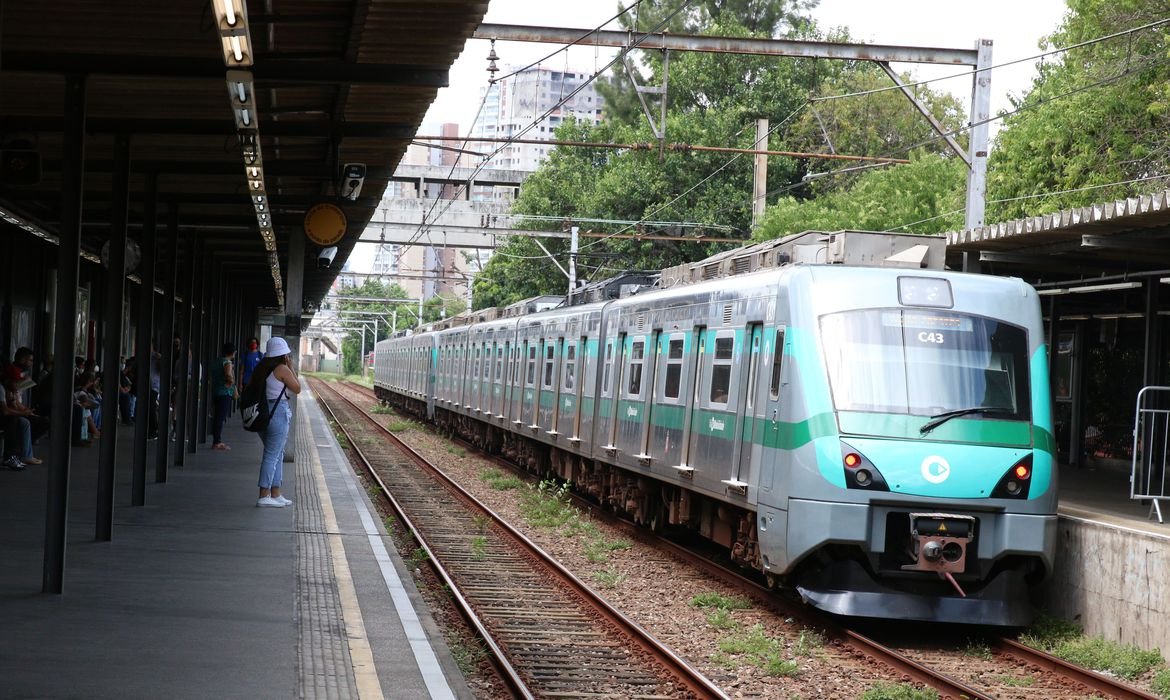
[0,387,471,700]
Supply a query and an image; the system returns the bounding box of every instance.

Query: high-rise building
[471,65,604,173]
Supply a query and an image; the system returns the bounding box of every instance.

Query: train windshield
[820,309,1030,420]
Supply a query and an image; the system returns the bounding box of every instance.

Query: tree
[423,292,467,322]
[986,0,1170,221]
[754,151,966,239]
[333,280,413,375]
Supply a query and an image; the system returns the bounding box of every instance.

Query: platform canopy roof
[945,189,1170,282]
[0,0,490,309]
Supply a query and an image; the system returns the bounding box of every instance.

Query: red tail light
[844,453,861,468]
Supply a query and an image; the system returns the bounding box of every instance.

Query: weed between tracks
[520,480,631,574]
[480,468,524,491]
[692,592,821,677]
[370,404,394,415]
[1021,614,1168,683]
[859,681,939,700]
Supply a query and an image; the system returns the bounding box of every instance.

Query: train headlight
[992,454,1033,499]
[839,441,889,491]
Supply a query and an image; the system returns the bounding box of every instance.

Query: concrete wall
[1044,514,1170,660]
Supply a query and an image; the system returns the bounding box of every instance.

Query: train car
[373,257,1056,626]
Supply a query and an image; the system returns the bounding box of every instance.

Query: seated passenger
[1,373,40,468]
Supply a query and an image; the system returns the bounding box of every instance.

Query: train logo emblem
[920,455,951,484]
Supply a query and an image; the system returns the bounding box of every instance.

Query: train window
[544,343,556,388]
[483,345,491,378]
[710,335,734,404]
[563,343,576,391]
[495,345,503,380]
[627,339,645,396]
[770,329,785,398]
[526,344,537,386]
[664,337,684,400]
[746,333,761,411]
[473,346,480,380]
[819,310,1031,421]
[602,341,614,395]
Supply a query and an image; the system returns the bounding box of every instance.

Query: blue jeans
[3,416,30,459]
[257,399,291,489]
[212,394,232,444]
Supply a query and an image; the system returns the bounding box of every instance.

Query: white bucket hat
[266,336,291,358]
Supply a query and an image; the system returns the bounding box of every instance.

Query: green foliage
[996,674,1035,687]
[705,607,738,630]
[520,480,582,530]
[480,468,524,490]
[591,566,627,589]
[987,0,1170,221]
[423,292,467,323]
[387,420,413,432]
[469,535,488,562]
[860,682,939,700]
[582,536,631,564]
[446,445,467,458]
[1152,668,1170,698]
[333,279,413,375]
[407,547,429,568]
[717,624,800,676]
[448,640,487,675]
[1022,616,1164,680]
[964,639,993,660]
[755,151,965,239]
[691,591,753,610]
[370,404,394,414]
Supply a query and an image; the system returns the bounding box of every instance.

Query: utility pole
[752,118,769,230]
[569,226,579,296]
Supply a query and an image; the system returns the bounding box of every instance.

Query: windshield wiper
[919,407,1015,435]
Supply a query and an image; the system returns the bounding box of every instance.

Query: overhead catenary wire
[812,15,1170,104]
[406,0,698,251]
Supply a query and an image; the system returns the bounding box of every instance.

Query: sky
[351,0,1070,272]
[422,0,1070,130]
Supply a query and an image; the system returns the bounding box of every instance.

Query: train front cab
[754,267,1058,626]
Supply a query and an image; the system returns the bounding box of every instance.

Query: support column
[131,173,158,506]
[751,118,768,230]
[187,246,206,454]
[962,39,993,273]
[284,230,305,460]
[196,260,212,445]
[96,133,131,541]
[1143,279,1164,388]
[175,231,196,464]
[44,75,86,594]
[155,204,179,482]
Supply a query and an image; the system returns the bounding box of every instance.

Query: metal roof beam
[0,52,450,86]
[45,159,393,178]
[0,116,414,138]
[473,24,979,66]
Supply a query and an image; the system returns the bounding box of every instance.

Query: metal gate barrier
[1131,386,1170,523]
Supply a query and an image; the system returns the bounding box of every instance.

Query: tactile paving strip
[294,409,360,700]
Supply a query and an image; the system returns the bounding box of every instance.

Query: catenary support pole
[131,173,158,506]
[751,118,768,230]
[962,39,993,273]
[96,133,131,541]
[45,75,86,594]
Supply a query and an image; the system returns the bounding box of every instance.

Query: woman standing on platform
[252,337,300,508]
[211,342,237,450]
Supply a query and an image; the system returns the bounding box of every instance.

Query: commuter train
[373,252,1057,626]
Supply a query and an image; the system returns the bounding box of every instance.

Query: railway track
[339,379,1163,700]
[312,378,727,700]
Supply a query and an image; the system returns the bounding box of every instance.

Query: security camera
[317,245,338,270]
[340,163,366,201]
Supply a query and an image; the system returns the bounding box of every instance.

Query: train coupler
[901,512,976,597]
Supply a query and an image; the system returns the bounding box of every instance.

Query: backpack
[240,370,286,433]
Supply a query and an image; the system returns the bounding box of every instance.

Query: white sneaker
[275,495,293,506]
[257,496,285,508]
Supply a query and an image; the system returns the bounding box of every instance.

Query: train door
[678,328,707,471]
[602,333,626,451]
[616,334,648,458]
[541,338,560,430]
[492,342,503,418]
[558,338,580,439]
[635,330,661,462]
[653,332,687,470]
[523,338,539,428]
[759,326,787,496]
[732,324,765,487]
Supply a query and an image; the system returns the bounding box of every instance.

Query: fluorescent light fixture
[1160,277,1170,284]
[1068,281,1141,293]
[247,166,261,179]
[1036,288,1067,296]
[0,206,59,244]
[212,0,253,67]
[1062,315,1090,321]
[1094,313,1144,320]
[249,178,263,190]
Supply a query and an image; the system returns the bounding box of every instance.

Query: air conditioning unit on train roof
[658,230,945,287]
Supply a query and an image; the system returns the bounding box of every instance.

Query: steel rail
[350,381,1161,700]
[312,381,533,700]
[993,637,1162,700]
[319,379,728,699]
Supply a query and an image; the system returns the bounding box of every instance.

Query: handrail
[1131,386,1170,523]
